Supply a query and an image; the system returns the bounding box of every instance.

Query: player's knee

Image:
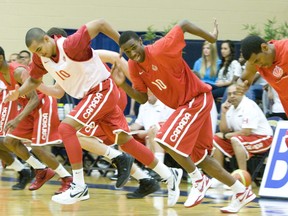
[58,122,76,137]
[117,132,132,145]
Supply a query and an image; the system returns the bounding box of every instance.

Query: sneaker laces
[69,182,76,190]
[193,177,204,191]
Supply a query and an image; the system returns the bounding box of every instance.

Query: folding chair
[249,116,283,186]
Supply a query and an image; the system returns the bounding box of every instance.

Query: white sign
[259,121,288,198]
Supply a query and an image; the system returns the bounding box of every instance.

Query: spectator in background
[193,40,221,88]
[8,53,20,63]
[213,40,241,101]
[19,50,31,66]
[213,84,273,174]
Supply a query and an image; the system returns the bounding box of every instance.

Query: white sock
[9,158,25,172]
[72,168,85,186]
[230,180,246,194]
[154,152,165,163]
[26,156,46,169]
[188,168,202,182]
[54,164,71,178]
[152,161,171,180]
[104,147,122,160]
[131,168,151,181]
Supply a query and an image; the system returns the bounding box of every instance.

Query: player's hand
[221,100,231,114]
[215,132,224,139]
[211,18,218,41]
[236,80,249,95]
[4,118,20,133]
[4,84,20,103]
[111,62,126,86]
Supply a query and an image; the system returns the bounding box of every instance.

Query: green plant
[243,17,288,40]
[143,25,159,43]
[143,22,177,44]
[162,22,177,36]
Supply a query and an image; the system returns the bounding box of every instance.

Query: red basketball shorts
[155,92,214,164]
[69,78,129,144]
[213,134,273,159]
[7,95,62,146]
[0,90,18,137]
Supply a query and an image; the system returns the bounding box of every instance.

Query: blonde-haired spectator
[193,41,221,87]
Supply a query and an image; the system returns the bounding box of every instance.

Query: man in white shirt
[213,84,273,171]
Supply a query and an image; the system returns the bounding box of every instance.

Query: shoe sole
[115,156,134,188]
[51,194,90,205]
[184,177,212,208]
[167,168,183,207]
[29,171,56,191]
[220,193,256,213]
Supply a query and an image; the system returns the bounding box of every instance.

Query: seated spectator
[193,40,221,87]
[213,84,273,173]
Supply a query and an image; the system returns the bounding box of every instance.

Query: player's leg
[78,135,160,198]
[0,139,32,190]
[31,96,72,194]
[78,127,134,189]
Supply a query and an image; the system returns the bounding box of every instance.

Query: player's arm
[178,18,218,43]
[85,18,120,45]
[236,62,258,94]
[224,128,252,139]
[5,68,39,131]
[37,82,65,99]
[219,100,231,133]
[119,81,148,104]
[4,74,42,103]
[111,64,148,104]
[96,49,131,81]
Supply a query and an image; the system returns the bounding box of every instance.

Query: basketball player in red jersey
[4,19,182,206]
[0,46,73,194]
[238,35,288,147]
[40,29,161,198]
[112,19,256,213]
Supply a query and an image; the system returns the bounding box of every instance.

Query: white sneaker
[51,183,89,205]
[184,174,212,208]
[166,168,183,207]
[220,187,256,213]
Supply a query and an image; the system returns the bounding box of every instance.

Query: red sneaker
[29,168,56,190]
[54,176,73,195]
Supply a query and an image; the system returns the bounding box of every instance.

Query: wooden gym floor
[0,169,287,216]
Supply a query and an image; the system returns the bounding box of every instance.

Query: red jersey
[0,63,29,107]
[0,63,44,107]
[128,25,211,109]
[256,39,288,114]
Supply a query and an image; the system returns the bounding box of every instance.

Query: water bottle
[58,103,65,121]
